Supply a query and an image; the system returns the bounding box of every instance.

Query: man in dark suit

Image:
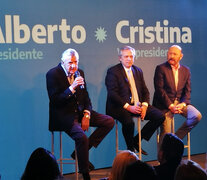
[105,46,165,155]
[46,48,114,180]
[153,45,202,144]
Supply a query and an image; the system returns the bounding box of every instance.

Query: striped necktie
[67,74,74,84]
[127,69,139,105]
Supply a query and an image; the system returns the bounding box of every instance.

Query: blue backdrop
[1,0,207,179]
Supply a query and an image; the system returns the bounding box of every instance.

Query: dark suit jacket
[153,62,191,112]
[46,63,92,131]
[105,63,150,119]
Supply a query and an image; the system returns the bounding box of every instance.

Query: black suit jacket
[153,62,191,112]
[105,63,150,119]
[46,63,92,131]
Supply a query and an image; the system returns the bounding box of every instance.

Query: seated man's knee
[196,112,202,122]
[76,133,88,146]
[190,110,202,123]
[109,116,115,128]
[104,116,115,129]
[187,105,202,123]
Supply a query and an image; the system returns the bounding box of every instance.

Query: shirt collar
[171,64,180,71]
[61,63,69,76]
[122,64,132,73]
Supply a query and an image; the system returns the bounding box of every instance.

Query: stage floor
[63,153,207,180]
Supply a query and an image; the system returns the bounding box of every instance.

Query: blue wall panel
[0,0,207,179]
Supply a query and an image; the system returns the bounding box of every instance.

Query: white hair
[61,48,79,62]
[170,45,182,51]
[119,46,136,57]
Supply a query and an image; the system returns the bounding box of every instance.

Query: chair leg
[137,117,142,160]
[52,132,79,178]
[172,117,191,160]
[59,132,63,175]
[187,132,191,160]
[171,117,175,134]
[51,131,54,155]
[157,117,191,161]
[157,128,160,153]
[75,148,78,180]
[116,120,119,155]
[116,118,142,160]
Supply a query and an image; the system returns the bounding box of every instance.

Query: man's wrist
[182,102,186,107]
[69,86,76,94]
[123,103,130,109]
[142,102,148,107]
[168,104,174,109]
[85,114,90,119]
[83,111,90,119]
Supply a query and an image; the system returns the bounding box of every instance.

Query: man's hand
[175,103,185,114]
[126,104,142,114]
[169,103,185,114]
[140,105,147,120]
[81,113,90,131]
[169,104,177,114]
[71,76,84,89]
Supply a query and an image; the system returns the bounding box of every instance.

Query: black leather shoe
[88,161,95,171]
[133,141,148,155]
[82,172,91,180]
[71,152,95,171]
[71,151,76,159]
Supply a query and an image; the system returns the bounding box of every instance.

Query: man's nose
[71,64,76,68]
[171,54,175,57]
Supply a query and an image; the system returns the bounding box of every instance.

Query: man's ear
[180,53,183,60]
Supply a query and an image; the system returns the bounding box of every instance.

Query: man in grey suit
[105,46,165,155]
[153,45,202,144]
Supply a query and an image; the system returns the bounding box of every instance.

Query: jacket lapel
[166,62,177,91]
[177,66,184,91]
[131,66,140,97]
[58,64,70,86]
[119,64,130,84]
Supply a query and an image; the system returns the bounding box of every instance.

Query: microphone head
[80,84,85,89]
[74,71,80,78]
[74,71,84,89]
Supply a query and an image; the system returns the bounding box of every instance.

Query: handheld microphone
[74,71,84,89]
[137,102,141,106]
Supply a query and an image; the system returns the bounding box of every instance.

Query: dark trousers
[117,105,165,151]
[65,110,114,173]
